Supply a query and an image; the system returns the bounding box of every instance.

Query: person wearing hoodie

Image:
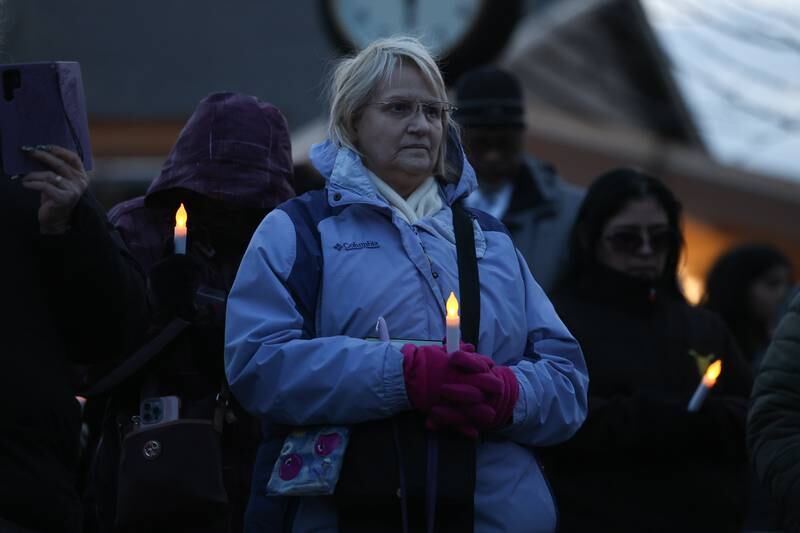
[544,168,753,532]
[224,36,588,532]
[88,92,294,532]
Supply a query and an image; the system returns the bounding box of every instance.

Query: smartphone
[0,61,93,176]
[139,396,181,426]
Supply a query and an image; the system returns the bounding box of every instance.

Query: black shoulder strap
[84,317,190,397]
[452,202,480,346]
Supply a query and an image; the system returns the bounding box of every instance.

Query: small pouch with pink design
[266,426,350,495]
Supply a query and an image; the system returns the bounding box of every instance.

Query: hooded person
[86,92,295,532]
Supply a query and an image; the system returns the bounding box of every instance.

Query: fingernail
[35,144,51,151]
[20,145,34,152]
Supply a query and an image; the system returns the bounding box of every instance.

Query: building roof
[502,0,704,148]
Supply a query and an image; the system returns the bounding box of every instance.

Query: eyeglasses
[367,99,457,122]
[603,227,675,255]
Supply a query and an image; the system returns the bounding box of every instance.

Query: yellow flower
[689,349,716,377]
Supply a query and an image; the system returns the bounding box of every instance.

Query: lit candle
[687,359,722,412]
[174,203,188,254]
[445,292,460,354]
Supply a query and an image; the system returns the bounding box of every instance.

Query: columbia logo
[333,241,380,251]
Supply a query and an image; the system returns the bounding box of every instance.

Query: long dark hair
[702,243,790,357]
[559,167,684,294]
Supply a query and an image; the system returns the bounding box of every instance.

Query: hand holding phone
[19,145,90,234]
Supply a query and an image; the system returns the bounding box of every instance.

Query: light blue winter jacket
[225,139,589,532]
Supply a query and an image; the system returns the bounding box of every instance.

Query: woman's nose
[406,106,432,132]
[637,233,655,255]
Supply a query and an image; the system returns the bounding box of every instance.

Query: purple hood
[110,92,295,273]
[145,91,294,209]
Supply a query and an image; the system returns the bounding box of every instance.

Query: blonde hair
[327,35,456,179]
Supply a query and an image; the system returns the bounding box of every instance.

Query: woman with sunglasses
[543,167,753,532]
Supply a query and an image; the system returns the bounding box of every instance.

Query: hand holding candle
[687,359,722,412]
[446,292,460,354]
[174,203,188,254]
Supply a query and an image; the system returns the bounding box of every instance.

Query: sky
[642,0,800,182]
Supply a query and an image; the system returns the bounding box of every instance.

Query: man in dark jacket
[748,291,800,531]
[0,145,148,533]
[453,65,584,293]
[91,92,294,532]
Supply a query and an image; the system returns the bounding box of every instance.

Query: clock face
[326,0,485,56]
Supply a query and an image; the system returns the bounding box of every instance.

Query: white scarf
[369,172,443,224]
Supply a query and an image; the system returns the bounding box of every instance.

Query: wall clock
[321,0,523,83]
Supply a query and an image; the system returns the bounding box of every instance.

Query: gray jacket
[502,156,584,293]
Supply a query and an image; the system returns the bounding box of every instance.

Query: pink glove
[428,359,519,435]
[402,344,502,412]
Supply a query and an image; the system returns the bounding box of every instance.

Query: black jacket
[544,266,753,532]
[748,292,800,532]
[0,180,147,533]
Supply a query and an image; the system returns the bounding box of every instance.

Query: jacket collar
[309,139,478,209]
[309,139,486,257]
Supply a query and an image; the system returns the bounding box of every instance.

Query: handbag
[89,319,233,528]
[115,419,228,527]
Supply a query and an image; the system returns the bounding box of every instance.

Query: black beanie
[453,65,525,129]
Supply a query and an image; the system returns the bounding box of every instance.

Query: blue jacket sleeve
[224,209,410,426]
[498,250,589,446]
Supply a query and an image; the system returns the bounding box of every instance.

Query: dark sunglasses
[603,228,674,254]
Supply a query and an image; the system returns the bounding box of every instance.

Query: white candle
[687,360,722,412]
[445,292,460,354]
[174,203,188,255]
[376,316,390,342]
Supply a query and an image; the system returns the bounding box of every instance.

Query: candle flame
[175,203,187,228]
[702,360,722,387]
[446,292,459,318]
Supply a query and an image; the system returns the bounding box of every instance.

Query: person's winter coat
[0,180,148,533]
[502,157,583,293]
[224,138,589,532]
[94,92,295,532]
[748,292,800,531]
[545,265,753,532]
